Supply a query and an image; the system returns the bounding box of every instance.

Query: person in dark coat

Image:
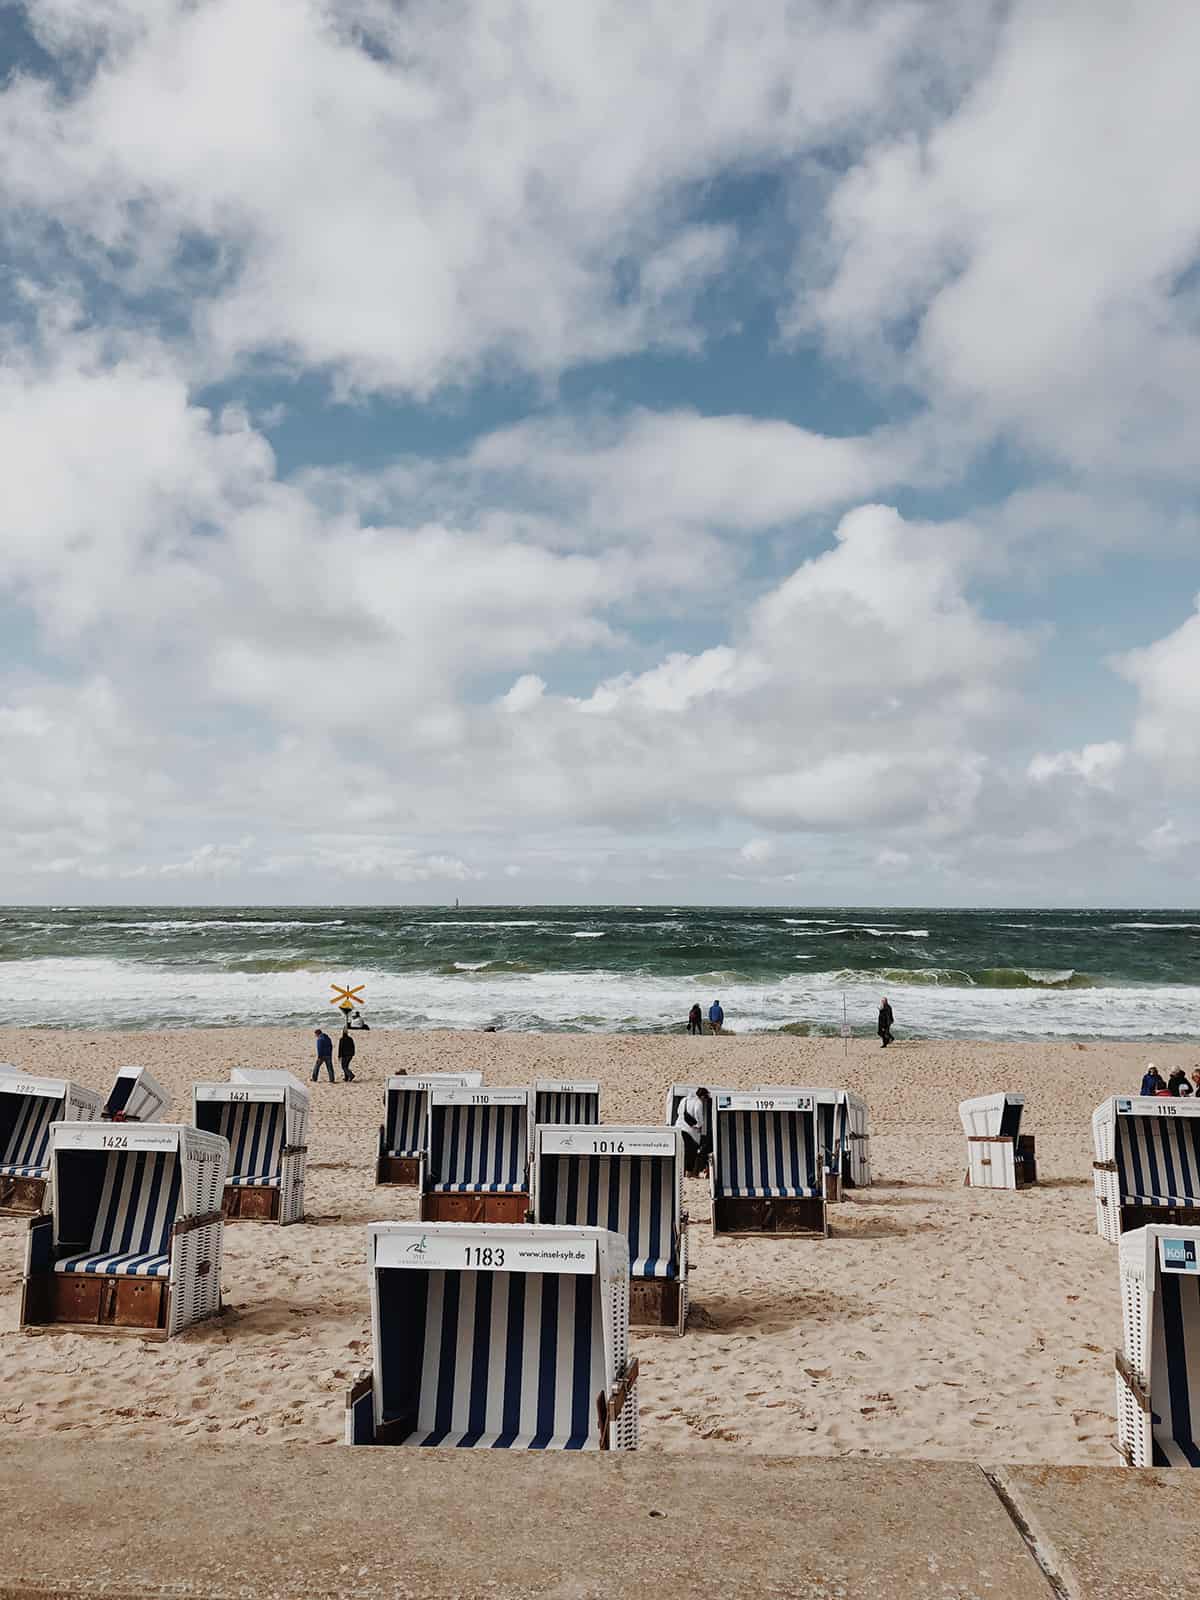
[687,1003,703,1036]
[1166,1068,1191,1097]
[877,997,894,1047]
[337,1029,356,1082]
[312,1028,335,1082]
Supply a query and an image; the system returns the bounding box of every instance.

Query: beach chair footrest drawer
[223,1184,280,1222]
[420,1191,531,1224]
[713,1194,827,1237]
[629,1277,681,1330]
[35,1272,168,1331]
[1119,1201,1200,1234]
[376,1155,420,1187]
[0,1176,49,1216]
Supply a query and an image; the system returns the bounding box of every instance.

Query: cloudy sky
[1,0,1197,906]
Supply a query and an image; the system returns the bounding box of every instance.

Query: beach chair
[1093,1097,1200,1243]
[0,1070,102,1216]
[1114,1226,1200,1467]
[103,1066,171,1123]
[753,1087,870,1201]
[420,1087,533,1224]
[839,1090,872,1189]
[534,1125,687,1334]
[710,1092,827,1237]
[345,1222,638,1450]
[19,1122,227,1338]
[192,1070,310,1224]
[959,1093,1037,1190]
[377,1072,484,1186]
[534,1080,601,1127]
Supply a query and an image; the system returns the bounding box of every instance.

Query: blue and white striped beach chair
[420,1088,533,1224]
[1116,1226,1200,1467]
[0,1070,102,1215]
[193,1070,309,1224]
[751,1087,871,1201]
[345,1222,638,1450]
[535,1125,687,1333]
[710,1092,827,1237]
[534,1081,601,1127]
[20,1122,227,1337]
[103,1065,171,1123]
[1093,1098,1200,1242]
[377,1072,483,1186]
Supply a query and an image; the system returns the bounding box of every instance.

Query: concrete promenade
[0,1441,1195,1599]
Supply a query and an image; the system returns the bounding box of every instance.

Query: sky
[1,0,1198,907]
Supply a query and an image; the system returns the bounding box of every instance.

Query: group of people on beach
[311,1014,368,1083]
[1138,1062,1200,1097]
[686,1001,724,1035]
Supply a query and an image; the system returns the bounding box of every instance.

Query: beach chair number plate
[229,1091,250,1101]
[101,1134,129,1149]
[378,1233,597,1273]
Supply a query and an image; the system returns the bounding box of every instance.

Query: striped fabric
[540,1155,675,1278]
[0,1093,62,1179]
[428,1104,528,1194]
[1151,1269,1200,1468]
[716,1110,819,1199]
[213,1101,285,1184]
[381,1267,605,1448]
[56,1150,181,1279]
[535,1092,600,1127]
[1117,1116,1200,1207]
[385,1087,428,1158]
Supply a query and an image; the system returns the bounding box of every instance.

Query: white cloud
[799,2,1200,478]
[1119,601,1200,784]
[1028,742,1124,791]
[2,0,930,394]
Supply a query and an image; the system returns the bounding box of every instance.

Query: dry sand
[2,1027,1196,1465]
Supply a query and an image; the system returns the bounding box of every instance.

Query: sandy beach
[1,1027,1195,1466]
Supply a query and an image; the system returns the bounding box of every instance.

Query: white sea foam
[1112,922,1200,931]
[571,931,606,938]
[3,955,1199,1039]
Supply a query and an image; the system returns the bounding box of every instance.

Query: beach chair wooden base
[21,1272,170,1335]
[221,1184,287,1223]
[713,1194,827,1238]
[375,1155,420,1186]
[825,1171,842,1204]
[629,1277,683,1334]
[420,1191,532,1224]
[1120,1202,1200,1234]
[0,1176,48,1217]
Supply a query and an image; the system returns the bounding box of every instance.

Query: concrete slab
[999,1464,1200,1600]
[0,1442,1041,1600]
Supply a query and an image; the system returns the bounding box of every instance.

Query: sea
[0,905,1197,1039]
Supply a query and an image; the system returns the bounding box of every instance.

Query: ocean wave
[1,953,1199,1038]
[93,918,348,932]
[1112,922,1200,931]
[571,931,606,939]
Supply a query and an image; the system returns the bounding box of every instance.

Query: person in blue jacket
[1139,1063,1166,1097]
[312,1028,335,1083]
[708,999,724,1035]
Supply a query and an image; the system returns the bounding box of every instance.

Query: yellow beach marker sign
[331,982,365,1016]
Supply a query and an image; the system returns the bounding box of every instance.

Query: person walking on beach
[674,1085,711,1176]
[312,1028,335,1083]
[878,997,894,1048]
[337,1028,357,1082]
[687,1003,703,1036]
[1139,1063,1166,1097]
[708,1000,724,1035]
